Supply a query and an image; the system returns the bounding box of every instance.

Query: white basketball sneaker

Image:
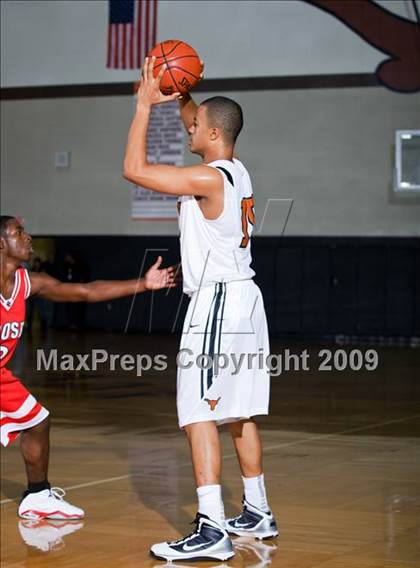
[18,518,84,552]
[226,498,278,539]
[151,513,235,561]
[18,487,84,520]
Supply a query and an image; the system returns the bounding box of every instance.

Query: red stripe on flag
[120,23,125,68]
[152,0,158,46]
[114,25,119,68]
[137,0,143,68]
[122,24,127,69]
[130,17,134,68]
[144,0,150,58]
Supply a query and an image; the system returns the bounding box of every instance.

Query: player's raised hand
[136,57,180,108]
[143,256,177,290]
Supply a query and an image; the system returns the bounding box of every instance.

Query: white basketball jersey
[179,158,256,294]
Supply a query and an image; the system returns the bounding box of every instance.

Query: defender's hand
[144,256,177,290]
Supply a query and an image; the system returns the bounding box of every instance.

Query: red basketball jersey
[0,268,31,369]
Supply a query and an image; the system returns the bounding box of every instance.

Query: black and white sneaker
[226,498,278,540]
[150,513,234,561]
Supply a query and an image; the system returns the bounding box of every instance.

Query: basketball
[147,39,203,95]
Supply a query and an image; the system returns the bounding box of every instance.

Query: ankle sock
[26,480,51,495]
[197,484,225,527]
[242,473,269,512]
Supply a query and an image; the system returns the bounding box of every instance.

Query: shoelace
[171,514,201,545]
[49,487,66,501]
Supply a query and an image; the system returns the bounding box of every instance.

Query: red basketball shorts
[0,367,49,447]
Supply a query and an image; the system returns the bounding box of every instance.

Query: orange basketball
[148,39,203,95]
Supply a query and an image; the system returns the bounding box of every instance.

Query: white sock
[242,473,269,512]
[197,484,225,527]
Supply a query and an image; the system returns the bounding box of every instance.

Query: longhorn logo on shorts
[204,397,221,411]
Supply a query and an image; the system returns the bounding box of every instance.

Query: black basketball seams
[153,55,200,71]
[170,66,201,81]
[160,42,179,92]
[160,40,183,58]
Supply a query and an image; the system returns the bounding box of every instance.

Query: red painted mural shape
[304,0,420,93]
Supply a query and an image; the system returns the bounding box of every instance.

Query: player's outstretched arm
[29,256,176,302]
[123,57,221,198]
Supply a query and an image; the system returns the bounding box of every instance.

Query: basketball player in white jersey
[124,58,278,562]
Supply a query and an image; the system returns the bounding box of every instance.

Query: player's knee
[38,414,50,431]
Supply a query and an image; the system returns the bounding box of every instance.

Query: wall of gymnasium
[2,86,420,236]
[2,0,420,237]
[2,1,419,337]
[2,0,418,87]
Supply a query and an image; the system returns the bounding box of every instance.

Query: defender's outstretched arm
[29,256,176,302]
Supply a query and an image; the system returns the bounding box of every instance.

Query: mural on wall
[304,0,420,93]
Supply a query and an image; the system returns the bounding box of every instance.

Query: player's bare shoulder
[189,164,224,197]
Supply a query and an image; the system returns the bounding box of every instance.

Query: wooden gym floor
[1,330,419,568]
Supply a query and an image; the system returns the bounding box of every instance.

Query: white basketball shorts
[177,279,270,428]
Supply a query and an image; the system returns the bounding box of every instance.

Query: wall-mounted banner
[131,101,184,220]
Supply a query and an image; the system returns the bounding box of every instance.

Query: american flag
[107,0,158,69]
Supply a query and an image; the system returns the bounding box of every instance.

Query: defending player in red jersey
[0,215,175,520]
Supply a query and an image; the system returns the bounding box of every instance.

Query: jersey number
[240,196,255,248]
[0,346,8,360]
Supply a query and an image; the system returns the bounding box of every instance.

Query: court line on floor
[260,413,420,454]
[2,413,419,506]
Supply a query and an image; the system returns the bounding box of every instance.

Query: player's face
[1,219,33,262]
[188,105,210,155]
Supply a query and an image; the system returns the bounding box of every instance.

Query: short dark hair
[0,216,15,235]
[201,96,243,144]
